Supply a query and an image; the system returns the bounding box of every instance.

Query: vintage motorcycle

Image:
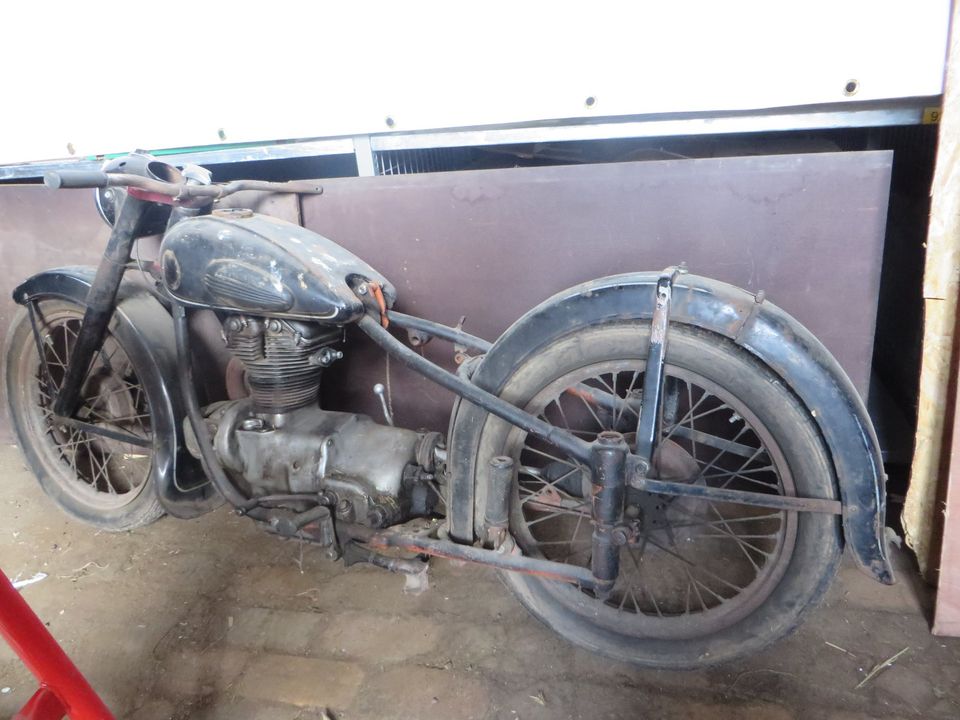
[5,152,892,668]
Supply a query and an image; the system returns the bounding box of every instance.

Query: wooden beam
[934,331,960,633]
[904,2,960,580]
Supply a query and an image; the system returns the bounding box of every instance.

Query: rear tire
[5,299,164,531]
[472,322,841,668]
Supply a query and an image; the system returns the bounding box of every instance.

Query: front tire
[5,298,165,531]
[472,322,841,668]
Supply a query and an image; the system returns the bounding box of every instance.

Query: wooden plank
[933,4,960,623]
[906,1,960,581]
[935,333,960,634]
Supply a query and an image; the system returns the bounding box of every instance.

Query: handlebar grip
[44,170,111,190]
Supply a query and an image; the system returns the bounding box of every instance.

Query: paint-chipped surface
[0,444,957,719]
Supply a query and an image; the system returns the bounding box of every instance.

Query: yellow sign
[923,107,942,124]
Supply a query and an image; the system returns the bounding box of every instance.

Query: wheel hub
[621,438,699,540]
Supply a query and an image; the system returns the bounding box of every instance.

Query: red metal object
[15,688,67,720]
[0,569,114,719]
[125,186,177,205]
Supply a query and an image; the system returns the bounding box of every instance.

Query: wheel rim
[21,306,154,510]
[508,359,797,640]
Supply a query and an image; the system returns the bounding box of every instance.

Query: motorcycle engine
[223,315,341,413]
[189,314,442,528]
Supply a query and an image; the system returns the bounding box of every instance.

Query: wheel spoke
[30,314,153,504]
[514,356,793,626]
[613,369,642,428]
[521,445,580,470]
[525,505,590,526]
[571,388,607,431]
[519,466,582,507]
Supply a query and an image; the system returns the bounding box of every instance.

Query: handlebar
[44,170,111,189]
[43,170,323,200]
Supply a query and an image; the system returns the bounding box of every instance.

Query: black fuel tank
[159,209,394,323]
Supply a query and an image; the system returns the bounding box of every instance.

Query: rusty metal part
[445,268,888,582]
[484,456,514,549]
[635,265,684,473]
[44,169,323,202]
[406,328,432,347]
[367,281,390,328]
[357,314,593,464]
[342,523,598,588]
[414,431,445,473]
[341,542,427,575]
[267,504,336,538]
[590,431,629,596]
[388,311,492,353]
[360,313,842,517]
[628,472,842,514]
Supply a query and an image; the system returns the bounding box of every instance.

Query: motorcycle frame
[29,187,855,592]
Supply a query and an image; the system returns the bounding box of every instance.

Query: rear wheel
[473,322,841,668]
[5,299,164,530]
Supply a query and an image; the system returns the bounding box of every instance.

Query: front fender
[13,266,222,519]
[450,271,893,584]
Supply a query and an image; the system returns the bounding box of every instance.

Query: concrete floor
[1,444,959,720]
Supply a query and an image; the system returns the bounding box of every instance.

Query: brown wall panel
[0,152,890,440]
[303,152,891,431]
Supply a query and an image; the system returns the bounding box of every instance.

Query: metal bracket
[627,472,842,515]
[627,263,842,516]
[634,264,686,472]
[25,299,54,401]
[56,417,152,449]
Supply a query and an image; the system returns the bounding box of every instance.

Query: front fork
[51,195,151,417]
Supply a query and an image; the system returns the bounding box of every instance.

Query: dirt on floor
[1,443,959,720]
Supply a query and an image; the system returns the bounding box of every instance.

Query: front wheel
[5,298,164,531]
[472,322,841,668]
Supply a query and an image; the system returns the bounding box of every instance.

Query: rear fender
[12,266,222,518]
[447,272,893,584]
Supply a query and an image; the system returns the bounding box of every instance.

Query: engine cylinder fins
[223,315,341,413]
